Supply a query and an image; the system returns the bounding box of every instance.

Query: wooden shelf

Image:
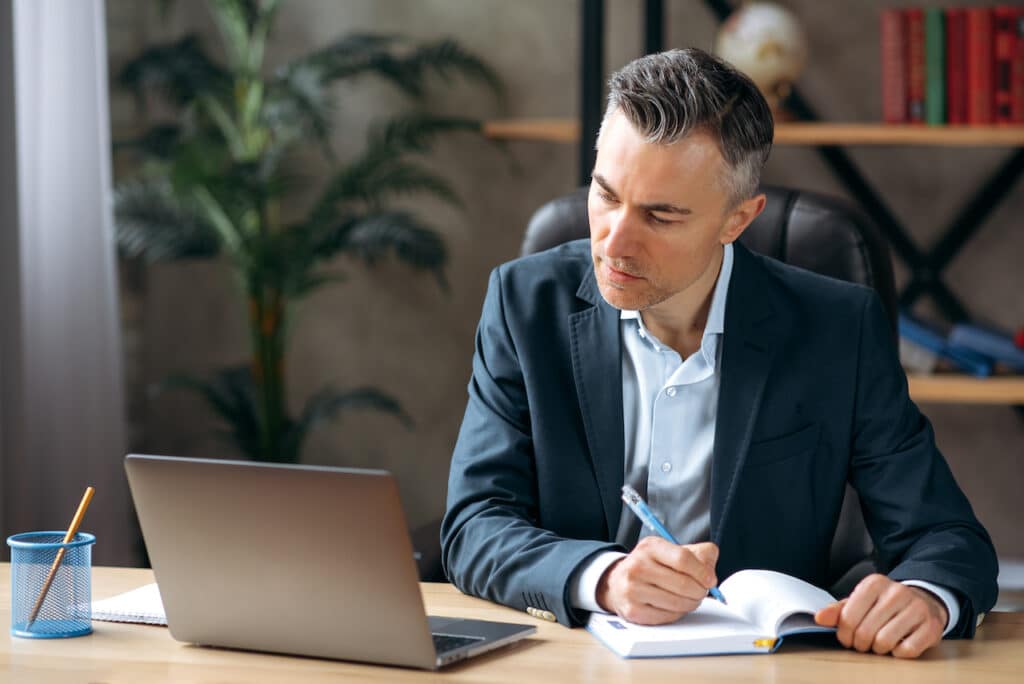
[483,119,1024,147]
[775,123,1024,146]
[483,118,581,143]
[907,375,1024,404]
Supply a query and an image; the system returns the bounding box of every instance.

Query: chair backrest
[522,185,895,595]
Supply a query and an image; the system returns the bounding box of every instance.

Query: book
[91,583,168,626]
[948,321,1024,372]
[1013,9,1024,122]
[906,8,927,123]
[966,8,994,124]
[994,6,1018,124]
[586,570,836,658]
[946,8,969,124]
[881,9,908,124]
[898,312,994,377]
[925,8,946,125]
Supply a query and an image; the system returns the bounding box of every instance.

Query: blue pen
[621,484,727,605]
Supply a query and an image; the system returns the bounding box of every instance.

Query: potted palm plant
[114,0,501,463]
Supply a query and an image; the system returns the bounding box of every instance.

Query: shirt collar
[619,243,734,364]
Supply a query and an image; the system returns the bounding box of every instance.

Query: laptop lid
[126,454,449,669]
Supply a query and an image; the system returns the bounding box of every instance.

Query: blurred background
[2,1,1021,604]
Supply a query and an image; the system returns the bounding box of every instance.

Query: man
[441,49,997,659]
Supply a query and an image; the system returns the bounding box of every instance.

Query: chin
[597,281,646,311]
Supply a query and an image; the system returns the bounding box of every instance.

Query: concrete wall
[106,0,1023,565]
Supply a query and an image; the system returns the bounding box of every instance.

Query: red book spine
[966,8,994,124]
[1012,9,1024,123]
[881,10,908,123]
[906,9,926,123]
[994,7,1017,123]
[946,9,969,124]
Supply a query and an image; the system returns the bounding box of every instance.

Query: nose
[603,207,640,259]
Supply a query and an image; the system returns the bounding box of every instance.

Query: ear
[720,193,767,245]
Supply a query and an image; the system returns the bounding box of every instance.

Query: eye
[597,190,617,204]
[648,213,675,225]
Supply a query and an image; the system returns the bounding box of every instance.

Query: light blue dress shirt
[569,244,959,635]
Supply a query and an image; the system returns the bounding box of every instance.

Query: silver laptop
[125,454,535,669]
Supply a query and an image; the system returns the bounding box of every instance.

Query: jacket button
[526,607,537,617]
[540,610,556,622]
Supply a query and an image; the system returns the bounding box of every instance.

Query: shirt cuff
[569,551,628,614]
[901,580,960,637]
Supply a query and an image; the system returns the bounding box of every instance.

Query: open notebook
[92,583,167,626]
[587,570,837,658]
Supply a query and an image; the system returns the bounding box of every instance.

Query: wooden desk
[2,566,1021,683]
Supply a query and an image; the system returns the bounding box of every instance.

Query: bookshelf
[483,119,1024,147]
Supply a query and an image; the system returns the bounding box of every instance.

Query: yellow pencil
[26,486,95,626]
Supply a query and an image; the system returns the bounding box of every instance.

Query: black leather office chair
[518,184,897,596]
[415,185,894,595]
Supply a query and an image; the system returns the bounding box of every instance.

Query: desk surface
[2,566,1021,683]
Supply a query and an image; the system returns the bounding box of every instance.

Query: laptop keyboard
[432,633,484,653]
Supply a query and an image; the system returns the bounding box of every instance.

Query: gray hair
[601,48,773,207]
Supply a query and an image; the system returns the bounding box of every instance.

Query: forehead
[595,110,726,202]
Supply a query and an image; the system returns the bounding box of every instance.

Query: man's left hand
[814,574,948,658]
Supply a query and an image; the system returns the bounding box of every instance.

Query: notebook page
[91,583,167,625]
[719,570,835,636]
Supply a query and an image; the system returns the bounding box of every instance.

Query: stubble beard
[593,255,674,311]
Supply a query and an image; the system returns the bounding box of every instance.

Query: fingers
[831,574,945,658]
[814,599,845,627]
[834,574,887,648]
[638,537,719,588]
[599,539,720,625]
[849,579,909,652]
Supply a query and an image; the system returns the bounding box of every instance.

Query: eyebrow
[592,173,693,215]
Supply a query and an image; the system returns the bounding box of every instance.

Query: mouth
[601,260,644,284]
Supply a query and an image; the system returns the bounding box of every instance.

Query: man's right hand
[595,537,719,625]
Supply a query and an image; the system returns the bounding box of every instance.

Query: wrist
[595,558,624,613]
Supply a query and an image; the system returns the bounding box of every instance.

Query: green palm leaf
[401,39,504,101]
[373,113,482,153]
[117,34,229,110]
[296,35,502,102]
[113,124,182,161]
[115,180,220,261]
[287,33,402,75]
[264,63,336,159]
[308,114,479,226]
[280,386,412,463]
[321,211,448,290]
[155,366,262,459]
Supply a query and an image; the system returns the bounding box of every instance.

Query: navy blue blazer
[441,239,997,636]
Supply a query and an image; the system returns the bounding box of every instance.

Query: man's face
[588,110,755,313]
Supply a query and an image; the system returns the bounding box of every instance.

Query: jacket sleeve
[440,267,621,627]
[849,291,998,638]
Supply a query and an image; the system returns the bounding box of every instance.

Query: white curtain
[0,0,135,565]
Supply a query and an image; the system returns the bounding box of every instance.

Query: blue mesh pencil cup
[8,531,95,638]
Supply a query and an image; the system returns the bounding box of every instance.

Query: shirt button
[661,462,672,473]
[666,387,677,397]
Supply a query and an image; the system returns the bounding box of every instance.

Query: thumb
[815,599,846,627]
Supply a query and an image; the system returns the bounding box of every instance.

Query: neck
[641,246,724,356]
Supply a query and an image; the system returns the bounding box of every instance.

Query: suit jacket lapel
[711,243,787,543]
[570,268,624,540]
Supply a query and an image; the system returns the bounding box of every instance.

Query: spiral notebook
[91,583,168,626]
